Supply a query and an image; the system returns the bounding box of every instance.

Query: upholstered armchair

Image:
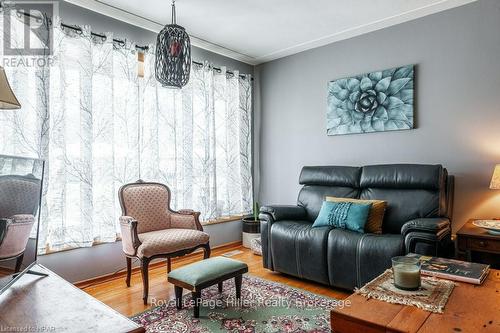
[0,174,41,273]
[118,181,210,304]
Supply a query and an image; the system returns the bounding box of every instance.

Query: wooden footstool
[167,256,249,318]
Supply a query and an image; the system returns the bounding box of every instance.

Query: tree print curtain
[0,17,253,253]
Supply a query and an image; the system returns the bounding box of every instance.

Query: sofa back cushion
[359,164,446,234]
[296,164,448,232]
[297,166,360,221]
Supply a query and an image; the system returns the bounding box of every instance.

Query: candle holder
[391,256,421,291]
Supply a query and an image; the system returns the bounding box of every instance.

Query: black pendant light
[155,0,191,88]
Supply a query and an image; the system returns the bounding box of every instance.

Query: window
[0,16,253,253]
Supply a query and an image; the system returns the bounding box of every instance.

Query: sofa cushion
[360,188,440,234]
[327,229,404,289]
[300,166,361,187]
[313,200,371,233]
[298,166,361,222]
[327,229,365,289]
[357,233,404,286]
[360,164,444,190]
[326,196,387,234]
[359,164,445,234]
[298,186,358,221]
[271,220,331,285]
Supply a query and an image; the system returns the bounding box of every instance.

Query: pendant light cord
[171,0,176,25]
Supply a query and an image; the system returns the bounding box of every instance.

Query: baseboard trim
[74,241,242,289]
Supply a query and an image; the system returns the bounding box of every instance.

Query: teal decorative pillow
[312,201,372,233]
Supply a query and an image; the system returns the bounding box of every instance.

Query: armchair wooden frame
[118,181,211,304]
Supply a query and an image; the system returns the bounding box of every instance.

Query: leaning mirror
[0,154,44,294]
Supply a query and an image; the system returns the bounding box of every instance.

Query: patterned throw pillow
[325,196,387,234]
[312,201,372,233]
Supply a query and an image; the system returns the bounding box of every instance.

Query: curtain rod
[16,10,252,81]
[60,22,150,51]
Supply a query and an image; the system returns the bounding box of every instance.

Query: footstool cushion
[168,256,249,318]
[168,256,248,288]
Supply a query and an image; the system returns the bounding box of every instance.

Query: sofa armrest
[401,218,452,256]
[259,205,307,221]
[119,216,141,256]
[401,218,450,237]
[259,205,307,270]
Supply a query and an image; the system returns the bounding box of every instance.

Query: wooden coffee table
[331,269,500,333]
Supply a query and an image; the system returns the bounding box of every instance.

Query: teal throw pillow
[312,200,372,233]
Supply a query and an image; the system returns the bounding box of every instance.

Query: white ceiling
[66,0,476,65]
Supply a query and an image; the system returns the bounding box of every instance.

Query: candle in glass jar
[392,256,421,290]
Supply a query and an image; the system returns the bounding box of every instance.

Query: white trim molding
[254,0,477,64]
[64,0,477,66]
[63,0,259,65]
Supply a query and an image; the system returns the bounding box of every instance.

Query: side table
[456,219,500,268]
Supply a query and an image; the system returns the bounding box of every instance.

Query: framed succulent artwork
[327,65,414,135]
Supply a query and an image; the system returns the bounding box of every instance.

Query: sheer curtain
[0,16,253,253]
[140,54,253,221]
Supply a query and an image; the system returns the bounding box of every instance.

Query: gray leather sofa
[260,164,454,290]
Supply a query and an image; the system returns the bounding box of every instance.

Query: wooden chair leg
[141,258,150,305]
[167,258,172,273]
[235,275,242,299]
[14,253,24,273]
[175,286,183,309]
[192,291,201,318]
[203,243,211,259]
[125,257,132,287]
[218,281,223,293]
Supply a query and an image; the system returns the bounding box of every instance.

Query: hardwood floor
[80,243,350,317]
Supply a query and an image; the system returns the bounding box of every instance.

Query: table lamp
[490,165,500,190]
[0,66,21,109]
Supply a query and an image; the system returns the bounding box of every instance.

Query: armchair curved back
[118,181,172,234]
[0,174,41,218]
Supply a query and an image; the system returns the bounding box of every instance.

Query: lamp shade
[490,164,500,189]
[0,66,20,109]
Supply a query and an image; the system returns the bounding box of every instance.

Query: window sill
[201,216,243,226]
[40,217,244,255]
[39,236,121,256]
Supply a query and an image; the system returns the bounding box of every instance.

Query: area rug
[355,269,455,313]
[131,275,343,333]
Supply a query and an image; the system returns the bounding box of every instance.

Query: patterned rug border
[130,274,340,319]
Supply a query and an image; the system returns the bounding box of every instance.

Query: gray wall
[257,0,500,233]
[40,221,242,283]
[38,2,250,283]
